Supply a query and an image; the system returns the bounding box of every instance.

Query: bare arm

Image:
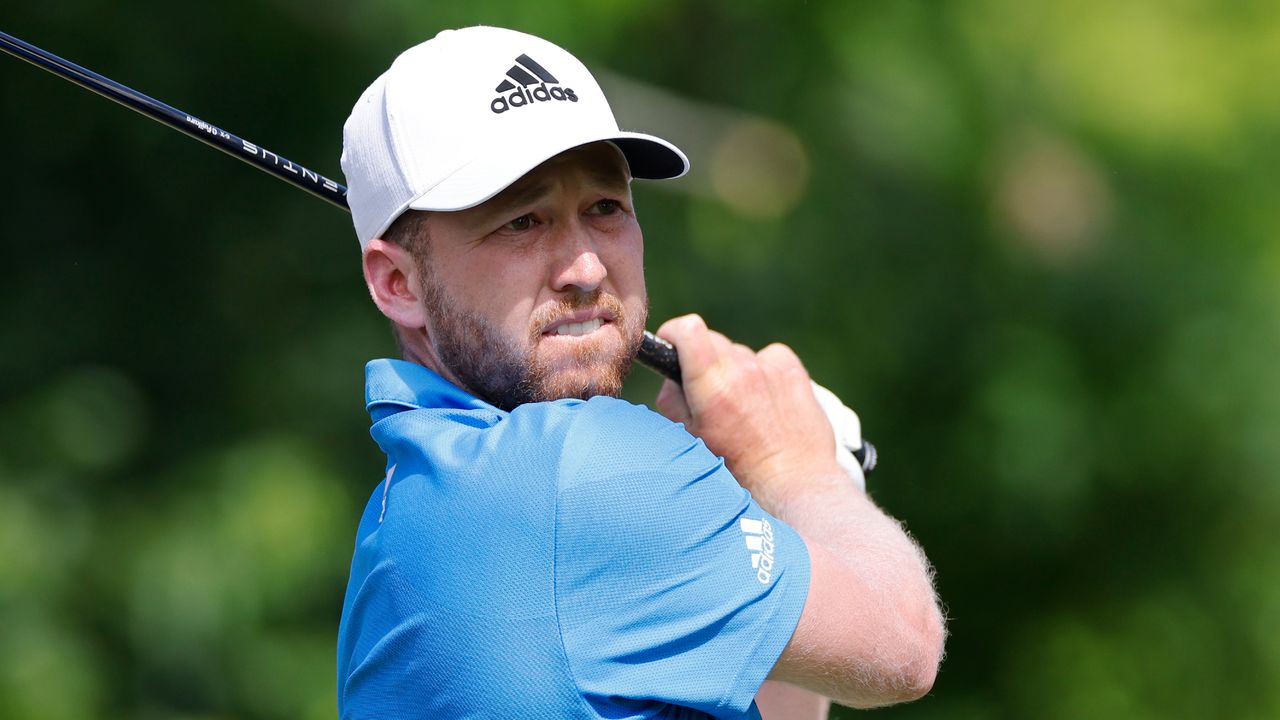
[767,476,943,707]
[655,315,946,709]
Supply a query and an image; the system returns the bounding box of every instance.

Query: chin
[549,362,631,399]
[534,352,632,401]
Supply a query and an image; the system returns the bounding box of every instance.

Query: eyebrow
[491,180,554,215]
[587,167,632,192]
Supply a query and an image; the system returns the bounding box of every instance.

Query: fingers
[756,343,833,452]
[757,342,806,378]
[655,314,750,402]
[729,341,757,366]
[758,342,814,403]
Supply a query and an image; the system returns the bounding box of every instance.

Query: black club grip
[637,331,681,381]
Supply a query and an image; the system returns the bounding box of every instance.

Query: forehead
[418,142,633,239]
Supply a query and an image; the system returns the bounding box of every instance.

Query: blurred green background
[3,1,1278,718]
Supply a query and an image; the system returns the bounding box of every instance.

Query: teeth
[554,318,604,336]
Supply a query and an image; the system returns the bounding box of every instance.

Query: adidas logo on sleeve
[490,54,578,114]
[739,517,777,585]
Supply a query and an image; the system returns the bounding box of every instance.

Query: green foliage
[3,0,1279,717]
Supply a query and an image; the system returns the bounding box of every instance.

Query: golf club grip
[637,331,681,379]
[638,333,876,474]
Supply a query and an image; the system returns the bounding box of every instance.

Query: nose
[549,221,606,294]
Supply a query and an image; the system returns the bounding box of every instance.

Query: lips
[553,318,604,336]
[541,308,615,337]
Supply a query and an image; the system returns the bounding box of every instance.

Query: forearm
[767,474,946,707]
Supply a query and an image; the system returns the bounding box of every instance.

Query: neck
[398,326,466,391]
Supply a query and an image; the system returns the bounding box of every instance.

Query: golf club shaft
[0,30,347,212]
[1,29,874,472]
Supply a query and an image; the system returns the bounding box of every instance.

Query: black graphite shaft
[0,30,347,211]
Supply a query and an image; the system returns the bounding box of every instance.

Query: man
[337,26,945,719]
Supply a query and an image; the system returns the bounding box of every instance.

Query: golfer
[336,26,945,719]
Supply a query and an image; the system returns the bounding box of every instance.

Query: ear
[362,237,429,329]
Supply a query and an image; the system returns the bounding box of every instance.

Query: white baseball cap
[341,26,690,249]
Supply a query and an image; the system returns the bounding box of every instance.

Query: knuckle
[759,343,811,386]
[718,360,747,387]
[712,360,760,401]
[759,342,799,364]
[699,363,735,397]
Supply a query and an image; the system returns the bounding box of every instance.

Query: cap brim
[406,130,688,214]
[611,132,689,180]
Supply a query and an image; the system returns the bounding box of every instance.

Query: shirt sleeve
[554,398,811,719]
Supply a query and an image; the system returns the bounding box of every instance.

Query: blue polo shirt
[337,359,811,719]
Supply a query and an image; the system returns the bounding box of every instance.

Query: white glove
[810,381,868,491]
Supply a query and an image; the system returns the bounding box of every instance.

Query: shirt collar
[364,358,501,422]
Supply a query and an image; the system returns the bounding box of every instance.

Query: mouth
[541,309,616,338]
[551,318,606,336]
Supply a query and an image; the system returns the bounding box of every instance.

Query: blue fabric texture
[337,359,811,719]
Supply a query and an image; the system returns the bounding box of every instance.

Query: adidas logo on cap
[490,54,579,114]
[740,517,777,585]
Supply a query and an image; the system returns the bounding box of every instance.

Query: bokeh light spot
[991,127,1112,266]
[710,119,810,220]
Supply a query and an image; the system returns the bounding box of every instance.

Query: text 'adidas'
[740,517,777,585]
[491,53,579,114]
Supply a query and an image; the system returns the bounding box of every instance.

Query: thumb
[655,314,717,385]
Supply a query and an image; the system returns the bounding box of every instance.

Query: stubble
[419,261,645,411]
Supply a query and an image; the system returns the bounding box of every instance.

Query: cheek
[454,253,546,332]
[603,228,646,298]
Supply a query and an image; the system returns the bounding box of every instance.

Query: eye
[589,199,621,215]
[501,214,535,232]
